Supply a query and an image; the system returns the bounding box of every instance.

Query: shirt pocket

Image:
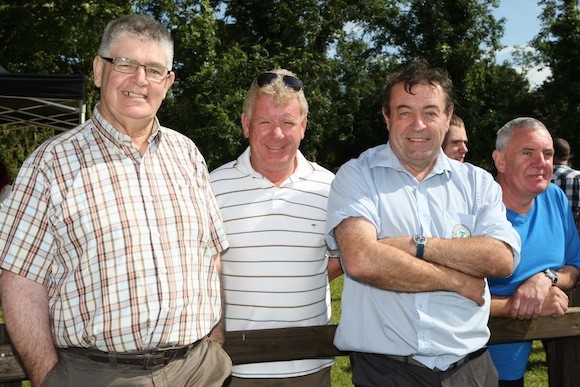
[442,211,476,239]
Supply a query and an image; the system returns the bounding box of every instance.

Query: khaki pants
[43,338,232,387]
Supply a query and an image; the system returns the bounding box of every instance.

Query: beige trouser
[42,338,232,387]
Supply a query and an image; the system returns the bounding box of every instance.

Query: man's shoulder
[338,144,390,173]
[25,121,93,164]
[553,164,580,180]
[538,183,568,203]
[210,160,238,177]
[209,160,245,190]
[159,126,196,147]
[448,160,495,186]
[303,160,335,183]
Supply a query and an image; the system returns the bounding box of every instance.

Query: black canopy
[0,73,87,131]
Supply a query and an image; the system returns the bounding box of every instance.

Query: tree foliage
[533,0,580,166]
[0,0,577,174]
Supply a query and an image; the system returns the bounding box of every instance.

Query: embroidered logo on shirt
[452,224,471,238]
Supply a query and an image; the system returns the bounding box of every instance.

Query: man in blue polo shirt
[488,118,580,386]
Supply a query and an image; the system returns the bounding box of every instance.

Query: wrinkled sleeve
[473,170,521,269]
[325,160,380,251]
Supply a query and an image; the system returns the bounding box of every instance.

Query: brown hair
[382,59,454,117]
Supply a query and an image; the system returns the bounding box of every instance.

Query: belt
[59,339,202,370]
[385,347,487,372]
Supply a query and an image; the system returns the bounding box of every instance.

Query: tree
[163,0,378,170]
[354,0,533,168]
[532,0,580,166]
[0,1,133,176]
[0,0,573,172]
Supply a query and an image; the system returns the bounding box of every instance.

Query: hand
[511,273,552,320]
[539,287,569,318]
[452,271,487,306]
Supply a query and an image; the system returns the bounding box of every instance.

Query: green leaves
[1,0,577,173]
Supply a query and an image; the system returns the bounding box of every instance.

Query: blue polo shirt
[488,184,580,381]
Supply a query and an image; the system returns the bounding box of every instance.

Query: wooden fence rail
[1,290,579,386]
[223,307,580,365]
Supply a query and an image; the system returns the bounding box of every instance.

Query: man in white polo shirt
[210,69,341,387]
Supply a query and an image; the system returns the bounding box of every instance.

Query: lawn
[329,276,548,386]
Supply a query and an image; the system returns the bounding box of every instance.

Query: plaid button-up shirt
[552,163,580,233]
[0,106,228,352]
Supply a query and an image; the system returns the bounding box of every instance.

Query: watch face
[413,234,426,245]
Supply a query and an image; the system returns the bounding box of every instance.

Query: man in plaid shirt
[552,137,580,234]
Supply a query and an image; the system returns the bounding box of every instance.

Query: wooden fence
[1,290,579,386]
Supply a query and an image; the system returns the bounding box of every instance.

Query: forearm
[494,273,570,320]
[490,295,513,318]
[335,218,485,303]
[0,272,57,386]
[208,253,225,344]
[327,257,343,281]
[381,235,514,278]
[426,237,514,277]
[556,265,580,290]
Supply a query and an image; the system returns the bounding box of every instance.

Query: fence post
[545,337,580,387]
[545,289,580,387]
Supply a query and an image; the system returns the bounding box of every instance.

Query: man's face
[93,37,174,132]
[242,94,306,182]
[494,128,554,200]
[383,82,452,175]
[443,124,469,162]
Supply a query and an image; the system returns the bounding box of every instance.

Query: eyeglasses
[100,56,170,81]
[256,72,303,91]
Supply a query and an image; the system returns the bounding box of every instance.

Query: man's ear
[161,71,176,99]
[492,150,506,173]
[93,56,103,88]
[241,113,250,139]
[299,117,307,140]
[382,108,390,131]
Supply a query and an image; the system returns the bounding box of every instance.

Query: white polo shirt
[210,147,335,378]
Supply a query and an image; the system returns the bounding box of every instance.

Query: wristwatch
[543,269,558,286]
[412,234,427,259]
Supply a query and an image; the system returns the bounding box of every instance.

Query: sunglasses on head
[256,72,303,91]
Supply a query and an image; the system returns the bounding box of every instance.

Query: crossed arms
[334,216,516,306]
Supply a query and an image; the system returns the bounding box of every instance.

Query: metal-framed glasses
[256,72,303,91]
[100,56,170,81]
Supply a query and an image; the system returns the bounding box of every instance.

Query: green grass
[330,276,354,386]
[329,277,548,387]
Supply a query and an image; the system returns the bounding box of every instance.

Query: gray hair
[98,14,174,71]
[243,69,308,120]
[495,117,548,152]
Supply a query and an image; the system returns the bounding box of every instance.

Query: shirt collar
[92,104,162,148]
[368,142,452,178]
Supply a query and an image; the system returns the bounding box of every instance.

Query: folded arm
[334,217,486,305]
[491,264,579,319]
[379,235,515,278]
